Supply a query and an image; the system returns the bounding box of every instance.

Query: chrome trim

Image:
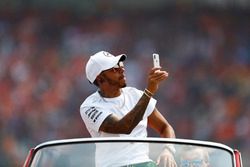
[35,137,234,153]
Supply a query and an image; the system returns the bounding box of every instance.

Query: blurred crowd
[0,6,249,166]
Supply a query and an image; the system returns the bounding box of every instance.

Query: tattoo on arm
[100,93,151,134]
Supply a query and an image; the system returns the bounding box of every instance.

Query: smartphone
[153,53,160,68]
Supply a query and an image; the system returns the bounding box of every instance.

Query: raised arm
[99,68,168,134]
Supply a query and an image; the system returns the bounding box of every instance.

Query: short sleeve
[143,96,157,119]
[80,106,112,132]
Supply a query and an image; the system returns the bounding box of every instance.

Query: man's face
[101,61,127,88]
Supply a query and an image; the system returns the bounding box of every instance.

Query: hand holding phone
[148,53,168,94]
[153,53,160,68]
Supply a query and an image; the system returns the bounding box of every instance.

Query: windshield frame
[26,137,236,167]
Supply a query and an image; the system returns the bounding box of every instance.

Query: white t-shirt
[80,87,157,167]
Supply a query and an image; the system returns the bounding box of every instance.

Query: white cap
[85,51,127,83]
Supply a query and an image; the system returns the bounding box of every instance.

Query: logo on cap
[103,51,112,57]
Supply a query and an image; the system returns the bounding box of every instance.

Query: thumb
[156,156,160,165]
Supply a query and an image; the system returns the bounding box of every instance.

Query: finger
[167,158,171,167]
[174,160,178,167]
[149,67,161,75]
[158,72,169,79]
[170,161,174,167]
[165,157,173,167]
[170,159,177,167]
[155,71,168,78]
[164,159,167,167]
[150,71,168,78]
[149,68,168,76]
[154,69,167,75]
[151,73,168,82]
[148,69,168,78]
[156,157,160,165]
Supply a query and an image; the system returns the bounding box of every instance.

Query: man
[80,51,176,167]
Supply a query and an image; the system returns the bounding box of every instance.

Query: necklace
[99,89,126,109]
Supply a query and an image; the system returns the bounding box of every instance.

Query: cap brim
[118,54,127,62]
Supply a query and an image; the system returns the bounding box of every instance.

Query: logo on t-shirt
[85,107,102,123]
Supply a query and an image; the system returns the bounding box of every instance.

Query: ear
[96,75,105,85]
[99,77,105,83]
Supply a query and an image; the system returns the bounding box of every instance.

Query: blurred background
[0,0,249,166]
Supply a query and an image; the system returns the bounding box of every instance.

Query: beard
[121,82,127,88]
[104,75,127,88]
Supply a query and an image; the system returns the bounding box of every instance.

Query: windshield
[30,140,234,167]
